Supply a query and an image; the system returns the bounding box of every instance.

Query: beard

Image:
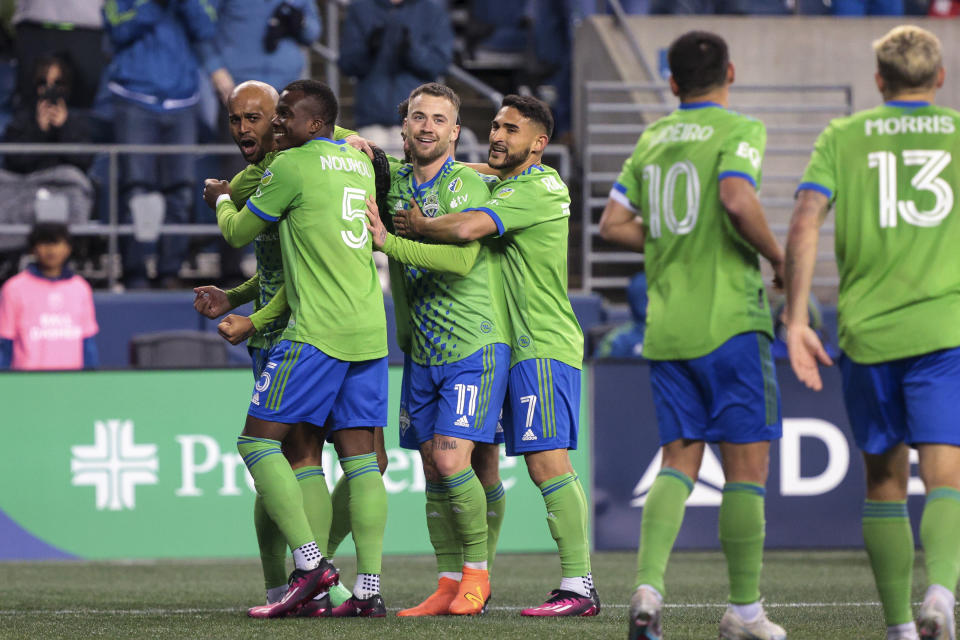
[487,146,529,173]
[411,139,449,166]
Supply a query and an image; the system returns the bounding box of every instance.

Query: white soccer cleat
[718,605,786,640]
[628,585,663,640]
[918,589,956,640]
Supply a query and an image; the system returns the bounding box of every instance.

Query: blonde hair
[873,25,942,95]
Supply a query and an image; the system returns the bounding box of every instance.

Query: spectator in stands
[4,56,92,174]
[596,272,647,359]
[12,0,106,110]
[102,0,216,290]
[0,56,94,255]
[531,0,579,139]
[339,0,454,147]
[197,0,321,106]
[0,222,98,370]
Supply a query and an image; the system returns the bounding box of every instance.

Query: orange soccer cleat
[396,576,460,617]
[448,567,490,616]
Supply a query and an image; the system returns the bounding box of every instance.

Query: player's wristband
[215,193,232,209]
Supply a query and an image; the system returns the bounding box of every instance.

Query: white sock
[292,541,322,571]
[439,571,462,582]
[926,583,957,608]
[464,561,488,570]
[266,585,288,605]
[559,576,590,598]
[354,573,380,599]
[585,572,595,591]
[886,621,919,640]
[637,584,663,601]
[731,601,762,623]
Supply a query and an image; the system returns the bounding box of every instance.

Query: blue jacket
[196,0,320,93]
[339,0,453,128]
[103,0,217,111]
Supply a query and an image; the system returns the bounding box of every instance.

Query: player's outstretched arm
[784,189,833,391]
[599,198,645,252]
[394,197,497,243]
[365,197,481,276]
[203,179,270,248]
[719,176,785,285]
[248,284,288,333]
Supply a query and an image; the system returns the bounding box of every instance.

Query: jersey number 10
[867,149,953,228]
[642,161,700,238]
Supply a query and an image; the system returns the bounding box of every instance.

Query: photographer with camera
[4,55,91,174]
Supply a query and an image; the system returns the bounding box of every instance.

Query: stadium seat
[129,330,231,369]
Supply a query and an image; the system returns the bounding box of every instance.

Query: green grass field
[0,550,939,639]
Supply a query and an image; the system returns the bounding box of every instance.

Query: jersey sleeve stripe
[609,188,638,213]
[612,181,628,194]
[795,181,833,200]
[717,170,757,188]
[247,200,276,222]
[463,206,505,235]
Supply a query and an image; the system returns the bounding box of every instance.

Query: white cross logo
[71,420,158,511]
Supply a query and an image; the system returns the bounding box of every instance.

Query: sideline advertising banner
[592,361,928,550]
[1,368,590,560]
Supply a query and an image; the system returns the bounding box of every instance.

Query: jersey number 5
[642,161,700,238]
[867,149,953,228]
[341,187,369,248]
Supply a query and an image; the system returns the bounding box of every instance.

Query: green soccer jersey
[467,164,583,369]
[229,154,286,349]
[387,158,508,365]
[613,102,773,360]
[245,137,387,361]
[225,125,355,349]
[799,101,960,363]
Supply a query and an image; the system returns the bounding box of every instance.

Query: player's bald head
[229,80,279,111]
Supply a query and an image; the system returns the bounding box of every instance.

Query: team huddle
[191,22,960,640]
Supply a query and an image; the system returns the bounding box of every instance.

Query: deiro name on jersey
[865,114,955,136]
[649,122,715,146]
[319,153,373,177]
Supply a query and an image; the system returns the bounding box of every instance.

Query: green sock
[326,476,350,558]
[863,500,914,626]
[295,466,332,555]
[635,468,693,595]
[237,436,313,550]
[484,482,506,572]
[339,452,387,575]
[427,482,463,573]
[442,468,487,564]
[253,495,288,590]
[539,473,591,578]
[921,487,960,591]
[719,482,766,604]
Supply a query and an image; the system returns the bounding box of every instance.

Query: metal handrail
[580,82,854,294]
[0,141,572,288]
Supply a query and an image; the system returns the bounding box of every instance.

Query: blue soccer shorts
[650,331,782,446]
[248,345,270,379]
[248,340,388,431]
[839,345,960,455]
[502,358,581,456]
[398,343,510,450]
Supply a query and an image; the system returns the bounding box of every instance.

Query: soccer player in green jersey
[598,31,786,640]
[786,26,960,640]
[392,94,599,618]
[192,80,370,613]
[363,83,509,616]
[202,79,389,619]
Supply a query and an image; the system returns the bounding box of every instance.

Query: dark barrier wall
[591,361,928,550]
